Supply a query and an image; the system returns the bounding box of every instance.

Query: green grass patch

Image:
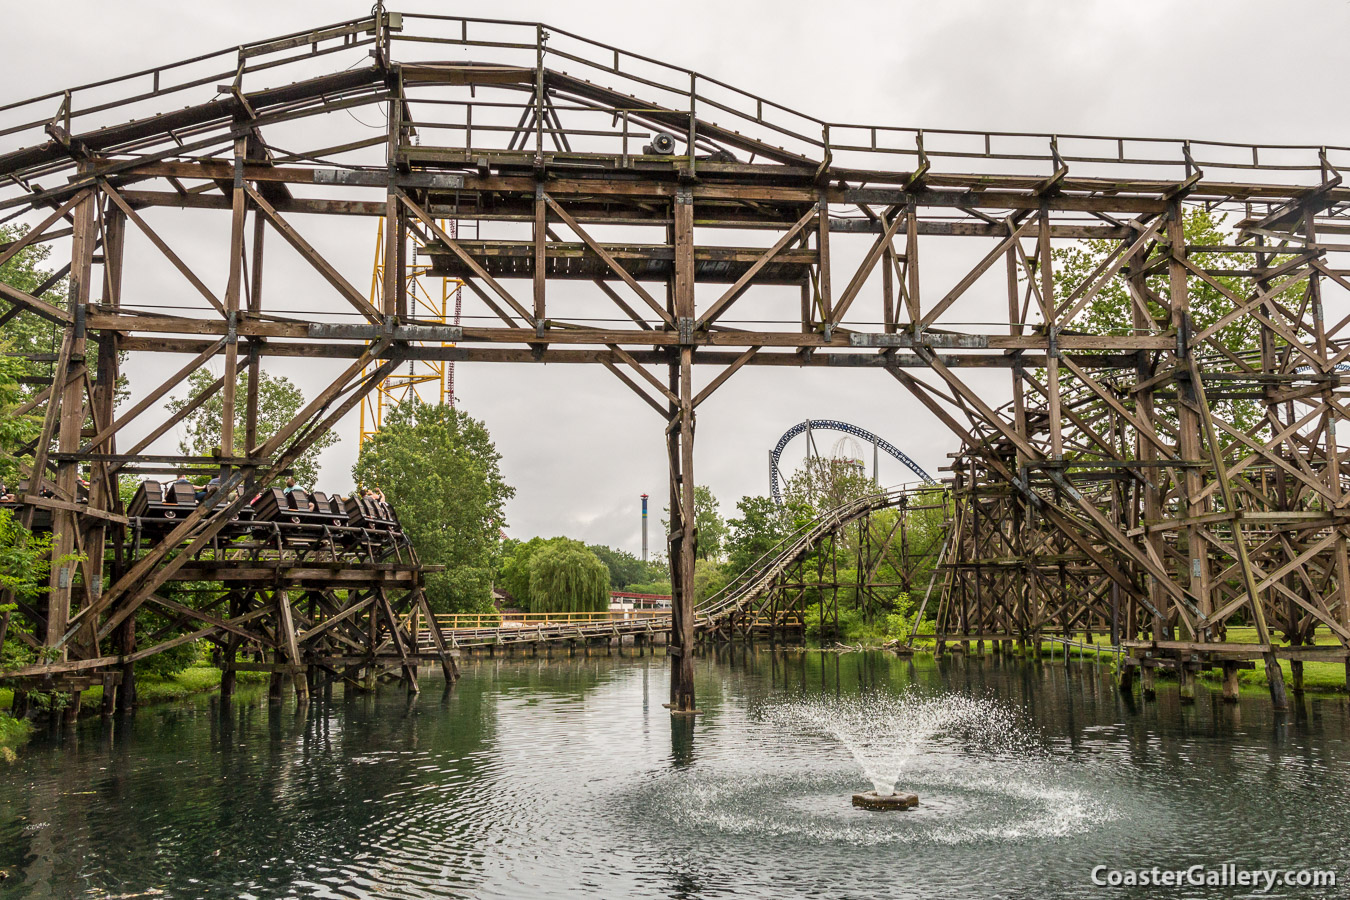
[92,666,268,707]
[1183,626,1348,694]
[1,667,270,716]
[0,714,32,762]
[1221,625,1342,647]
[1196,658,1347,695]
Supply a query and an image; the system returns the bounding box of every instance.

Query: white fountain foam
[765,694,1017,795]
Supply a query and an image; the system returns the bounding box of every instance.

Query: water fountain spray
[771,694,1007,811]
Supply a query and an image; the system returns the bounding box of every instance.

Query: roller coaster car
[126,479,162,518]
[344,495,400,532]
[311,491,348,527]
[251,488,302,524]
[128,480,197,524]
[0,481,48,529]
[289,489,337,527]
[121,480,406,550]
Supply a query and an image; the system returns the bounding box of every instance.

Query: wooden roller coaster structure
[2,9,1348,713]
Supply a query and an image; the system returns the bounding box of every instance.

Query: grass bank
[0,666,270,717]
[0,714,32,762]
[918,627,1350,696]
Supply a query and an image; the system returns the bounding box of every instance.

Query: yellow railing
[433,610,805,631]
[435,610,670,630]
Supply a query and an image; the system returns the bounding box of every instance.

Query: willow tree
[527,538,609,614]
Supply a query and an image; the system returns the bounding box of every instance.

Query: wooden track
[2,9,1348,712]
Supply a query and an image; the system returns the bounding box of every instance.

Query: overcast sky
[6,1,1350,557]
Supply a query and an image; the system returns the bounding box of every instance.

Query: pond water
[2,649,1349,899]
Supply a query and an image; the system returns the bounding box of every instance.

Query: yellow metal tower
[358,217,463,443]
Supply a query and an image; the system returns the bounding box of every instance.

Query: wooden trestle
[1,10,1348,712]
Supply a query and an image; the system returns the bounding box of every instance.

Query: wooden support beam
[245,183,383,322]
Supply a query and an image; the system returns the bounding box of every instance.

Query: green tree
[527,538,610,613]
[0,508,74,669]
[623,577,673,596]
[587,543,650,590]
[0,223,65,393]
[0,347,40,486]
[167,368,338,487]
[692,558,728,602]
[353,400,514,613]
[692,485,726,561]
[783,456,875,513]
[1052,208,1292,432]
[663,486,727,562]
[498,536,547,604]
[723,494,806,576]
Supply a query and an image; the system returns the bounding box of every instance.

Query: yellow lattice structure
[359,217,463,443]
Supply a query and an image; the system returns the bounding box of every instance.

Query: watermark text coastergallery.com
[1090,865,1336,892]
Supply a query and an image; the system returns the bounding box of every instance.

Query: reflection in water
[0,650,1348,899]
[669,714,696,768]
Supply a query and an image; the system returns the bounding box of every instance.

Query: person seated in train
[0,482,13,502]
[197,475,222,503]
[171,471,200,502]
[282,475,318,510]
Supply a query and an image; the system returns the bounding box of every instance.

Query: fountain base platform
[852,791,919,810]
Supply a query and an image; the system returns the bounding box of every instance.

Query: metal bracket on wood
[313,169,464,190]
[678,317,694,345]
[849,332,989,349]
[306,322,462,342]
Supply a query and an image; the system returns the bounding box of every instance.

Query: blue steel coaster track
[769,420,935,504]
